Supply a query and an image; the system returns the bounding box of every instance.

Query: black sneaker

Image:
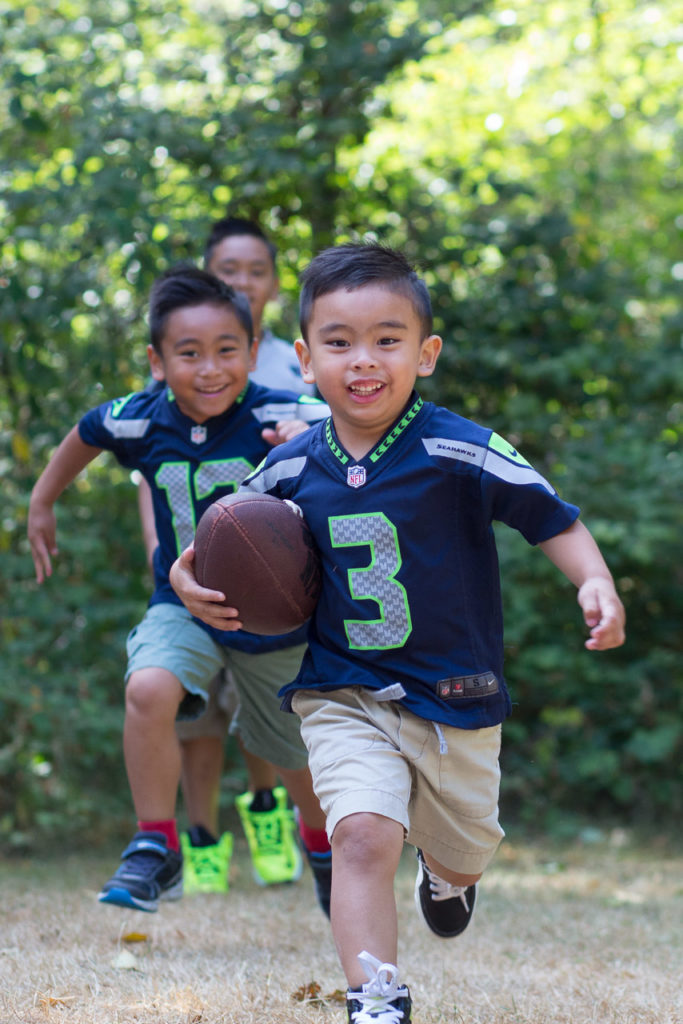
[346,951,411,1023]
[414,848,476,938]
[303,846,332,919]
[295,808,332,918]
[98,831,183,912]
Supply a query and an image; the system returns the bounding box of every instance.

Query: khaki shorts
[126,603,308,771]
[291,686,504,876]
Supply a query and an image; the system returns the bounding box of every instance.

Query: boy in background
[171,243,626,1021]
[28,266,332,914]
[139,217,326,897]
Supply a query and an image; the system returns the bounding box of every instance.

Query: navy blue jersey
[241,392,580,727]
[79,381,329,652]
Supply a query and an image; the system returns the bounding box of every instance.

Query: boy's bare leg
[180,737,281,835]
[330,812,405,988]
[277,764,326,830]
[239,739,278,793]
[180,736,224,835]
[123,667,185,819]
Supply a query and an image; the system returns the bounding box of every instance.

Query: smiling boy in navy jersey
[28,265,331,914]
[169,243,626,1022]
[179,216,320,893]
[134,218,322,896]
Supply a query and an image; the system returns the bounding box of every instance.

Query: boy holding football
[28,265,332,914]
[170,242,625,1023]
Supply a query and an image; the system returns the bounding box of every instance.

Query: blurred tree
[1,0,680,846]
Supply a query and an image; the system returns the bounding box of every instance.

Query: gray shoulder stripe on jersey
[298,402,330,421]
[250,402,329,423]
[483,450,555,494]
[423,437,555,494]
[246,456,308,492]
[103,409,150,438]
[422,437,487,465]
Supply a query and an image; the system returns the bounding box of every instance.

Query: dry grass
[0,833,680,1024]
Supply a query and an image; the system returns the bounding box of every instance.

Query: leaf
[38,995,75,1008]
[111,949,139,970]
[291,981,346,1006]
[122,931,148,943]
[292,981,321,1003]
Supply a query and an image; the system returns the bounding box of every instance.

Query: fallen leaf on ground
[111,949,139,970]
[38,995,75,1008]
[292,981,321,1003]
[292,982,347,1007]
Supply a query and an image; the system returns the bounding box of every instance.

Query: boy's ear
[294,338,316,383]
[417,334,442,378]
[248,335,260,373]
[147,344,165,381]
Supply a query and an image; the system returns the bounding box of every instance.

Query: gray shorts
[292,686,504,875]
[125,603,308,771]
[174,671,236,741]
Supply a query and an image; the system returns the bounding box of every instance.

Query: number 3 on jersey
[329,512,412,651]
[156,458,254,554]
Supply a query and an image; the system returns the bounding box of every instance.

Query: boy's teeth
[351,383,381,394]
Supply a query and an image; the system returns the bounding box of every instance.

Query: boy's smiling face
[148,302,257,424]
[295,284,441,458]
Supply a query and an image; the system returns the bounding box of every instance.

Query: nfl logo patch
[191,425,207,445]
[347,464,366,488]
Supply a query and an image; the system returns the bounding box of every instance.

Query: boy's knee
[332,812,403,869]
[126,668,185,718]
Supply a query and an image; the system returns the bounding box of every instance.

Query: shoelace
[189,848,224,882]
[423,860,470,909]
[349,951,407,1023]
[251,810,285,852]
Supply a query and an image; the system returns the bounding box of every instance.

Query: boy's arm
[539,519,626,651]
[28,425,103,583]
[169,546,243,632]
[137,476,159,570]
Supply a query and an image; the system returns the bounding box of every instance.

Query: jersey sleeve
[480,432,579,544]
[78,393,149,468]
[240,424,316,499]
[247,389,329,428]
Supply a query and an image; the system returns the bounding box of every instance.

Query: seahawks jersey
[78,381,329,653]
[241,392,580,727]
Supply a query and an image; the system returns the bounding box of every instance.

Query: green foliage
[1,0,680,846]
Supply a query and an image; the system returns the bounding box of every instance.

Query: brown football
[194,492,321,635]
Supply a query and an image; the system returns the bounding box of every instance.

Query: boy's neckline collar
[325,390,424,468]
[164,380,251,429]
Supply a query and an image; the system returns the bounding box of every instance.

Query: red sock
[298,819,330,854]
[137,819,179,852]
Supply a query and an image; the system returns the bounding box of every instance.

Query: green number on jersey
[329,512,412,650]
[156,458,253,553]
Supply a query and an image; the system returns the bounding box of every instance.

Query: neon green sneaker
[235,786,303,886]
[180,830,233,894]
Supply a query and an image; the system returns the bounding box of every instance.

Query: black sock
[249,788,277,813]
[187,824,219,847]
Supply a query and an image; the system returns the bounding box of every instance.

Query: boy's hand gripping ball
[194,493,321,635]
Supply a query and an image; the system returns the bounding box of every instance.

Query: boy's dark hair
[203,216,277,270]
[149,264,254,352]
[299,242,433,341]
